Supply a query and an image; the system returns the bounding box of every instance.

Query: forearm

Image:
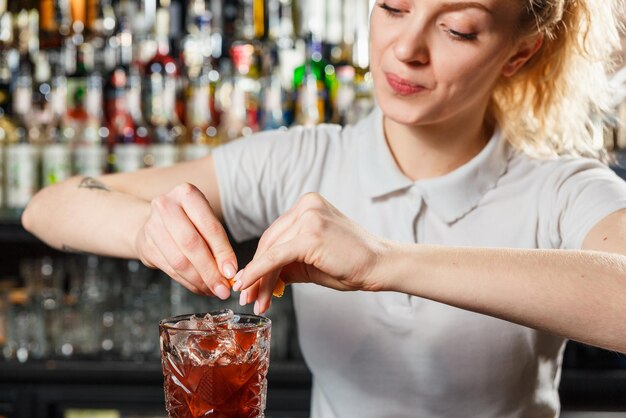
[383,244,626,352]
[22,176,150,259]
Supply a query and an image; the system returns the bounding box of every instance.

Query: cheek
[432,48,507,95]
[368,21,384,64]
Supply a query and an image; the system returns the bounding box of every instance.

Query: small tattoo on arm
[61,245,92,255]
[78,177,111,191]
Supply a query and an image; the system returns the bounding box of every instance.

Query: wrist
[370,239,410,292]
[130,202,153,259]
[373,241,431,295]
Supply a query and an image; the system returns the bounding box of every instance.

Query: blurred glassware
[4,288,49,362]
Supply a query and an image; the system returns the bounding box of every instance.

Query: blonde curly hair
[491,0,625,159]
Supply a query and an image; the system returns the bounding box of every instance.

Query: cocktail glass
[159,309,271,418]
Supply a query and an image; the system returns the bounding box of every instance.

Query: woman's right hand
[135,183,237,299]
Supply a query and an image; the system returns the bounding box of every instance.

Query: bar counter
[1,358,626,417]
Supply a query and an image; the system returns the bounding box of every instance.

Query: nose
[392,23,430,65]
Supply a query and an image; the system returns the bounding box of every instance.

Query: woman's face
[370,0,527,127]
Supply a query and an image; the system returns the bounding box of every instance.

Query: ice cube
[212,309,235,328]
[175,310,235,331]
[173,319,197,330]
[190,314,211,330]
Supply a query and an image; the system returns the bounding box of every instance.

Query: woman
[23,0,626,416]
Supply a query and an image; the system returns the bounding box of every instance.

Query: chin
[377,96,434,127]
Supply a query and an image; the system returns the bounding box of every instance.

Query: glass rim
[159,310,271,334]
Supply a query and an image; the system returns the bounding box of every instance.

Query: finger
[173,184,238,279]
[236,274,285,303]
[255,193,326,254]
[155,196,231,299]
[254,205,299,261]
[255,269,282,314]
[244,281,260,305]
[147,212,229,299]
[146,236,212,295]
[165,267,204,294]
[239,237,310,291]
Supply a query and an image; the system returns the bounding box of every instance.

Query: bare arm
[22,156,237,299]
[237,195,626,353]
[383,209,626,352]
[22,175,151,258]
[22,156,221,256]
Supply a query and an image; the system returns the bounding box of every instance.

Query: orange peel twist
[228,277,286,298]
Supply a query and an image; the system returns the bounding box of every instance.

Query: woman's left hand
[233,193,391,314]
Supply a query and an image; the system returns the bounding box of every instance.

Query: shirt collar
[356,106,512,224]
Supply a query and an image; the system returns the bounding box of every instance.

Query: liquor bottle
[84,72,105,145]
[49,55,67,135]
[269,0,299,126]
[79,5,107,139]
[0,62,17,143]
[85,0,116,72]
[219,0,263,141]
[208,0,223,61]
[31,51,56,144]
[267,0,281,43]
[27,8,40,61]
[220,42,262,141]
[236,0,265,41]
[132,0,157,65]
[0,13,18,209]
[104,17,135,147]
[214,58,233,136]
[12,67,33,135]
[339,0,356,66]
[185,0,206,34]
[350,0,375,123]
[39,0,71,51]
[6,128,38,210]
[332,64,355,125]
[293,34,336,125]
[111,16,148,172]
[181,11,212,78]
[325,0,344,65]
[64,24,91,145]
[182,80,216,161]
[186,56,220,148]
[126,64,150,145]
[0,9,18,146]
[85,0,116,41]
[141,5,183,166]
[41,126,71,187]
[142,5,183,143]
[260,47,288,131]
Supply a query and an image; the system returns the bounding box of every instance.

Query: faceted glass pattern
[159,310,271,418]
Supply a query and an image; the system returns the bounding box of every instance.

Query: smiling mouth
[385,73,427,96]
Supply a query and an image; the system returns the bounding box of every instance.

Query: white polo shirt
[213,107,626,418]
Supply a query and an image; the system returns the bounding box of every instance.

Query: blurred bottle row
[0,0,375,209]
[0,255,298,363]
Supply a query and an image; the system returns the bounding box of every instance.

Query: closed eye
[378,2,402,17]
[446,29,478,41]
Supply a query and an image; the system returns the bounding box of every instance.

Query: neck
[383,109,493,181]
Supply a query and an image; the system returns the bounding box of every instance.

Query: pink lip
[385,73,426,95]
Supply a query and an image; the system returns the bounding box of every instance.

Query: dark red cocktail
[159,310,271,418]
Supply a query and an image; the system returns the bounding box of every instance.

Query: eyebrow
[439,1,493,15]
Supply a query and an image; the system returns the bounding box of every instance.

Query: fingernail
[239,290,247,306]
[231,269,244,291]
[223,262,236,279]
[214,284,230,300]
[254,301,260,315]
